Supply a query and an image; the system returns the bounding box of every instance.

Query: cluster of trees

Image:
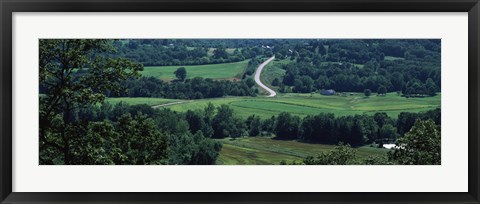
[272,40,440,97]
[242,57,264,78]
[293,119,441,165]
[111,40,272,66]
[403,78,438,97]
[74,103,222,165]
[39,40,222,165]
[182,102,440,148]
[270,108,440,147]
[112,76,257,99]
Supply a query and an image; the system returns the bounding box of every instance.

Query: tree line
[293,117,440,165]
[110,40,272,66]
[179,103,440,147]
[103,57,264,100]
[110,76,258,99]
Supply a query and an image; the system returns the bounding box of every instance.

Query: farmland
[145,92,441,119]
[40,39,442,165]
[216,137,389,165]
[105,97,179,106]
[141,60,249,81]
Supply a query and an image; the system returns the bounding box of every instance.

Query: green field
[141,60,249,81]
[162,93,440,119]
[216,137,389,165]
[384,56,405,61]
[106,97,179,106]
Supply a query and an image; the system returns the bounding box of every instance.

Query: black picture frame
[1,0,479,203]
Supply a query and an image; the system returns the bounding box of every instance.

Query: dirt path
[152,101,185,108]
[254,56,276,97]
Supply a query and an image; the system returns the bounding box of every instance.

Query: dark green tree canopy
[364,89,372,97]
[388,119,441,165]
[174,67,187,81]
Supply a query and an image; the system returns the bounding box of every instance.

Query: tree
[304,144,358,165]
[388,119,441,165]
[246,115,262,136]
[364,89,372,97]
[245,78,256,88]
[377,85,387,95]
[300,113,336,143]
[425,78,437,96]
[379,124,398,142]
[39,40,142,164]
[212,105,244,138]
[396,112,418,135]
[274,112,300,139]
[168,131,222,165]
[361,115,379,144]
[293,76,314,93]
[213,47,228,59]
[115,113,168,165]
[271,78,280,86]
[174,67,187,81]
[185,110,205,134]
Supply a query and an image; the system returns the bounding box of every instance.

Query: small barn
[320,89,336,95]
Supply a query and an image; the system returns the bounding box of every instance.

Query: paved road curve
[254,56,276,97]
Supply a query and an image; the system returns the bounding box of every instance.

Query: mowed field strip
[108,92,440,119]
[164,93,441,119]
[215,137,389,165]
[141,60,249,81]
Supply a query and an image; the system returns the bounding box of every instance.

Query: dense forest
[39,39,441,165]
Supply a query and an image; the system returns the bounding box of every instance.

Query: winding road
[254,56,276,97]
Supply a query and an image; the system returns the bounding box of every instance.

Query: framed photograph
[1,0,479,203]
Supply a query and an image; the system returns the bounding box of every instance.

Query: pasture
[162,92,441,119]
[141,60,249,81]
[215,137,389,165]
[105,97,179,106]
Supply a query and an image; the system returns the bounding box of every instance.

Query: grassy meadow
[105,97,180,106]
[141,60,249,81]
[216,137,389,165]
[107,92,440,119]
[153,93,440,119]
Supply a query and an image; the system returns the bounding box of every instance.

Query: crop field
[215,137,389,165]
[141,60,249,81]
[161,93,441,119]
